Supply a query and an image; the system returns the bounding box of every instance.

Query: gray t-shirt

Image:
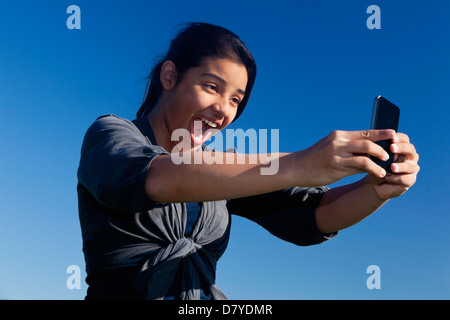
[77,115,337,300]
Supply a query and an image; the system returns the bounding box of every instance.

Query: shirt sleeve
[227,186,338,246]
[77,115,169,213]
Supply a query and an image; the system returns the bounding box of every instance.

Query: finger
[349,140,389,161]
[357,129,396,142]
[391,142,418,161]
[393,132,410,143]
[384,172,417,188]
[343,155,387,178]
[391,160,420,174]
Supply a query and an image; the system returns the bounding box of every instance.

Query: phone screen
[370,96,400,173]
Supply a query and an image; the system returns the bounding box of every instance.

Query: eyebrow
[201,72,245,96]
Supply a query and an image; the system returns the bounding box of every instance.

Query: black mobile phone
[370,95,400,173]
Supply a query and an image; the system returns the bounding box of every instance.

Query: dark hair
[136,22,257,122]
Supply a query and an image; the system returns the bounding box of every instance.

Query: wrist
[289,150,315,187]
[294,148,332,187]
[362,174,390,203]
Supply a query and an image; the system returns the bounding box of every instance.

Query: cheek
[229,108,239,121]
[223,105,239,125]
[170,88,204,115]
[193,92,213,111]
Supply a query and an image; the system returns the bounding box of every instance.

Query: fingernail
[384,152,390,161]
[391,144,398,153]
[380,169,386,177]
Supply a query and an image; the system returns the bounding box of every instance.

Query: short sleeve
[227,187,338,246]
[77,115,169,213]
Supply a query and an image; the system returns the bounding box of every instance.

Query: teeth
[201,118,217,128]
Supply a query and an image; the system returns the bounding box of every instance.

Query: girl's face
[161,57,248,148]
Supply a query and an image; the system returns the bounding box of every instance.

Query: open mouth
[190,117,219,146]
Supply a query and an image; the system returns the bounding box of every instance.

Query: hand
[297,129,396,186]
[367,132,420,200]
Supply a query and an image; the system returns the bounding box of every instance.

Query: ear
[160,60,178,91]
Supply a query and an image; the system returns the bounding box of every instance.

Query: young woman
[77,23,420,300]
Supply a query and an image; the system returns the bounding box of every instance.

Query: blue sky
[0,0,449,299]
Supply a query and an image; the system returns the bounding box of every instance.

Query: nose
[211,96,235,120]
[210,103,225,119]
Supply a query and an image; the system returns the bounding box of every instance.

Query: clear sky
[0,0,449,299]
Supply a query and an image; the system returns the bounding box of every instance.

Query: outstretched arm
[145,130,396,204]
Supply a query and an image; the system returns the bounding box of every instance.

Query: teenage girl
[77,23,419,300]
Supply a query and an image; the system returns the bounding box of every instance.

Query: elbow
[145,174,167,204]
[315,216,335,234]
[315,200,341,234]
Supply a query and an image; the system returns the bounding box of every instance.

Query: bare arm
[144,130,397,204]
[145,152,296,203]
[315,175,387,233]
[315,132,420,233]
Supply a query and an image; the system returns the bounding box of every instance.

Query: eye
[204,83,218,93]
[230,97,241,106]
